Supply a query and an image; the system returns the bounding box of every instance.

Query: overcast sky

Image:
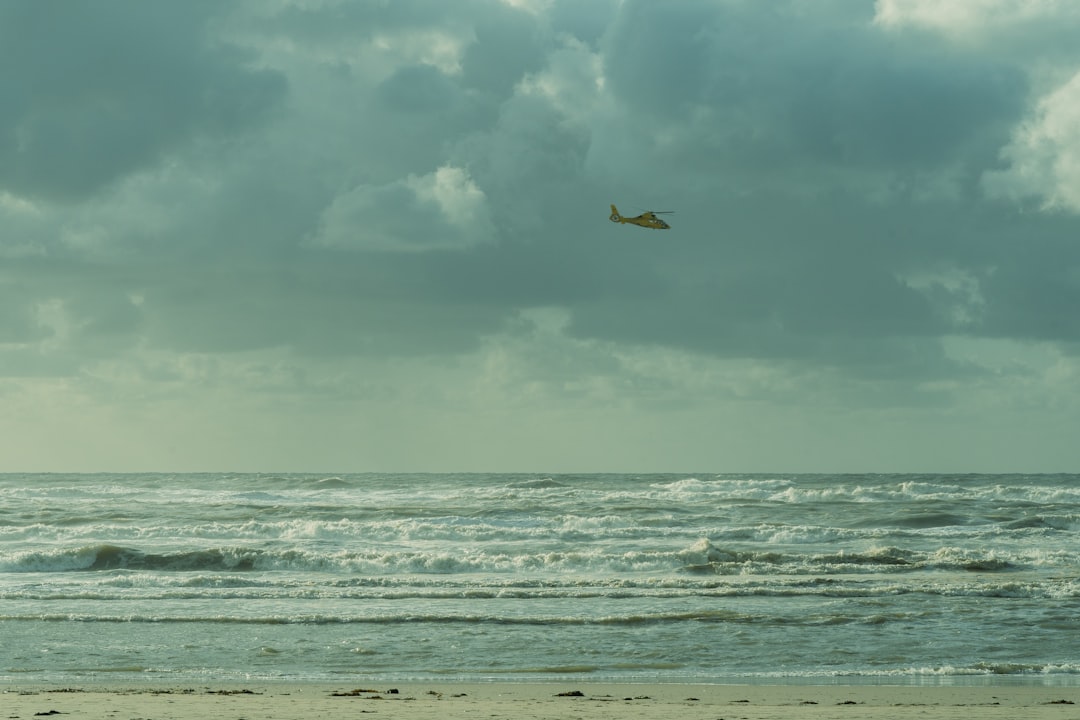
[3,0,1080,473]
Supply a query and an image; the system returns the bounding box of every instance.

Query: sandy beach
[5,682,1079,720]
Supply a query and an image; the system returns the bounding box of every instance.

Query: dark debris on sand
[331,688,400,698]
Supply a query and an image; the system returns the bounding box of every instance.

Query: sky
[3,0,1080,474]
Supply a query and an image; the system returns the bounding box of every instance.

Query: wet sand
[4,682,1080,720]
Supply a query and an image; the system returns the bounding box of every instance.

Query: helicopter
[609,204,672,230]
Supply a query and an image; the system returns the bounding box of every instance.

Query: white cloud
[900,267,987,328]
[412,166,492,228]
[310,165,496,252]
[370,29,470,76]
[874,0,1079,35]
[984,70,1080,211]
[516,36,603,124]
[497,0,553,16]
[0,191,39,215]
[0,192,47,258]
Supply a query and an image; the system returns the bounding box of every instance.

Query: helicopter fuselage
[609,204,670,229]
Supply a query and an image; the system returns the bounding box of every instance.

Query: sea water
[1,473,1078,685]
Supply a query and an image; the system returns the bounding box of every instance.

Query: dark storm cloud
[549,0,619,46]
[133,255,507,357]
[0,257,144,381]
[564,190,955,374]
[602,0,1026,172]
[5,0,1080,472]
[0,0,285,202]
[976,212,1080,344]
[274,0,1065,379]
[4,0,1078,380]
[377,64,461,113]
[459,5,547,95]
[517,0,1071,379]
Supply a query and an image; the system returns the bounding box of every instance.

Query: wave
[3,544,277,573]
[676,538,1054,574]
[505,478,570,489]
[3,536,1071,577]
[651,474,1080,505]
[4,537,1075,587]
[6,475,1080,544]
[720,663,1080,681]
[6,572,1078,602]
[0,608,940,627]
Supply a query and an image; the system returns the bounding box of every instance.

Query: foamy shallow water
[2,473,1078,684]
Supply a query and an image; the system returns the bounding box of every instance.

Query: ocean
[1,473,1078,685]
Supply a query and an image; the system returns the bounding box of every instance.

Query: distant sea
[2,473,1078,685]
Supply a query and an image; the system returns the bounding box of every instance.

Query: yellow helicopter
[609,204,672,230]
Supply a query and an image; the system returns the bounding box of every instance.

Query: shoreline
[7,672,1080,688]
[5,681,1080,720]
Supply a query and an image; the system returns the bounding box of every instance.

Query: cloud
[598,0,1024,182]
[460,1,548,94]
[984,70,1080,212]
[0,0,285,202]
[5,0,1080,471]
[311,166,496,252]
[874,0,1080,38]
[377,64,463,113]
